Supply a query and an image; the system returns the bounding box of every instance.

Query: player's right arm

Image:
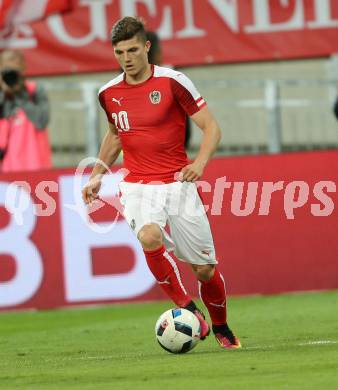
[82,122,122,205]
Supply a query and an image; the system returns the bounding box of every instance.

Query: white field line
[298,340,338,346]
[245,340,338,350]
[39,340,338,362]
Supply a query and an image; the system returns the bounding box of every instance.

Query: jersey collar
[123,64,154,87]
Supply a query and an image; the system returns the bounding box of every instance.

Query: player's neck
[125,63,152,85]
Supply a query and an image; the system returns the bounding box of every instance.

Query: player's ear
[145,40,151,53]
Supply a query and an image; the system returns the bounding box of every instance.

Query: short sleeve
[170,72,206,116]
[98,90,114,123]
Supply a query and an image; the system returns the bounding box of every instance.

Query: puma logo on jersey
[112,97,123,106]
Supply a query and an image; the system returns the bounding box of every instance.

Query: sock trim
[219,272,227,295]
[163,250,188,295]
[143,245,165,257]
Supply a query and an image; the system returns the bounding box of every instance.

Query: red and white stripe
[0,0,73,29]
[163,250,188,295]
[198,271,227,307]
[153,65,207,113]
[196,96,206,108]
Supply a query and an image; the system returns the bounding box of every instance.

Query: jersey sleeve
[98,90,114,123]
[170,72,207,116]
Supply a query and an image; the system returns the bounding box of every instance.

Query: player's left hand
[179,161,205,182]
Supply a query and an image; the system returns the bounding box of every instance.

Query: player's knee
[138,223,163,250]
[193,264,215,282]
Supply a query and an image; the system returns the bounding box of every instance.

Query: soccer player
[82,16,241,349]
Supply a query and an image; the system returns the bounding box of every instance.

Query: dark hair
[146,31,161,64]
[111,16,147,46]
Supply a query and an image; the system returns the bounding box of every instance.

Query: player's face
[113,36,150,77]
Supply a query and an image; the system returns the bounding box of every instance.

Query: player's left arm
[180,106,221,182]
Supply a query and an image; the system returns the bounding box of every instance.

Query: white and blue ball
[155,308,201,354]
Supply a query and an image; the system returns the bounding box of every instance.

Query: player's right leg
[138,223,191,308]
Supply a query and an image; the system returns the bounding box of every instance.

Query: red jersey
[98,65,206,183]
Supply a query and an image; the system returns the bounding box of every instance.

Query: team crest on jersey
[149,90,161,104]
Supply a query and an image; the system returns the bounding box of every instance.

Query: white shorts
[119,181,217,265]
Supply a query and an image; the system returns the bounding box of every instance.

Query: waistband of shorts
[123,175,178,184]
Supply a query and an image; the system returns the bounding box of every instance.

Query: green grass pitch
[0,291,337,390]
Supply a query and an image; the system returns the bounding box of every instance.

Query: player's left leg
[190,264,241,349]
[168,181,241,349]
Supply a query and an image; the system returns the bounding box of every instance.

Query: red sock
[198,268,227,325]
[144,245,191,307]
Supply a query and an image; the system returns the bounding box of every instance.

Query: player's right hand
[82,176,102,205]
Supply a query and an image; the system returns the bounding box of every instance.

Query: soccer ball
[155,308,201,354]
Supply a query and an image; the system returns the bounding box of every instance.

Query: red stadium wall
[0,151,338,311]
[3,0,338,76]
